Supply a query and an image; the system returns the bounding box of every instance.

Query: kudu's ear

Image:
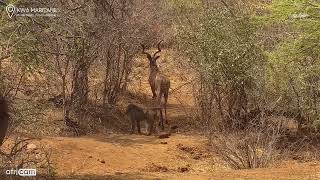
[154,56,160,61]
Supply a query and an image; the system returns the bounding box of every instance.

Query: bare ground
[11,133,320,179]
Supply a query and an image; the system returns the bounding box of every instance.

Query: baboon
[126,104,158,136]
[0,97,9,146]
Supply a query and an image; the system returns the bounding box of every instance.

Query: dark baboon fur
[0,97,9,146]
[126,104,157,136]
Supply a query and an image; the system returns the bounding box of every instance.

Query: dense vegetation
[0,0,319,173]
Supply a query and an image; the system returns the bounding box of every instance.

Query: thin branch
[220,0,237,19]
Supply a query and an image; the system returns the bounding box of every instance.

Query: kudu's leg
[149,81,157,99]
[155,94,164,130]
[164,91,169,125]
[158,109,164,130]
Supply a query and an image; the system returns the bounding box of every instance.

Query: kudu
[0,96,9,147]
[141,41,170,130]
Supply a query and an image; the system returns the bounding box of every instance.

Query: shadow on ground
[89,134,161,147]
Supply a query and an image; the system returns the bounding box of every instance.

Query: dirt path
[39,134,212,176]
[30,134,320,179]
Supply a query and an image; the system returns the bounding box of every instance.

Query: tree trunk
[71,39,90,120]
[0,97,9,146]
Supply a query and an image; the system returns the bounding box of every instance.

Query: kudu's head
[141,40,163,72]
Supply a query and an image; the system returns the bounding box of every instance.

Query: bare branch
[220,0,236,19]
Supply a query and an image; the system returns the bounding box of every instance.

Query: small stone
[178,167,189,173]
[160,142,168,144]
[100,160,105,164]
